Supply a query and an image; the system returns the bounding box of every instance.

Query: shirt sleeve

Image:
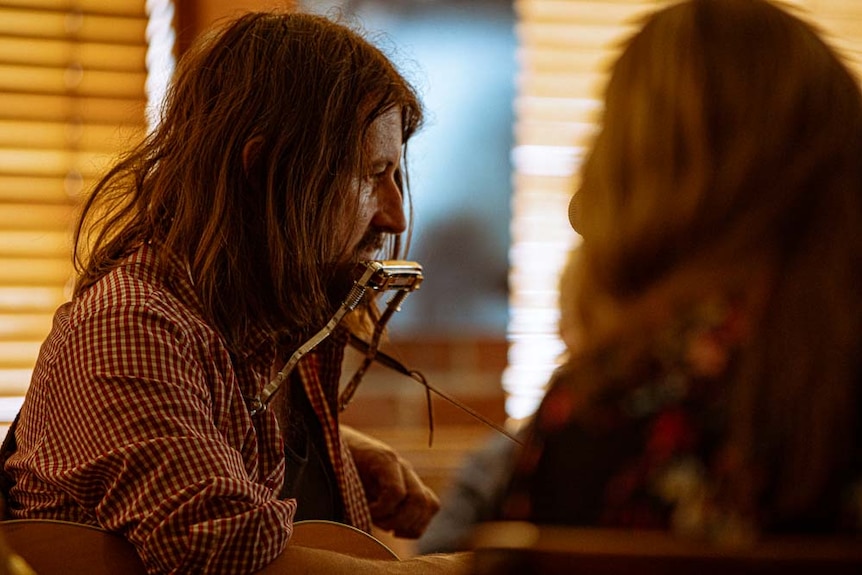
[10,289,295,574]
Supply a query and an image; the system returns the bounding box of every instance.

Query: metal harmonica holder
[247,260,423,416]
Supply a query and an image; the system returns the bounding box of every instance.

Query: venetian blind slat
[0,286,67,310]
[0,203,75,232]
[0,230,69,258]
[0,37,147,70]
[0,0,143,16]
[0,149,118,179]
[0,7,147,43]
[0,93,146,123]
[0,174,95,202]
[0,120,143,152]
[0,65,146,98]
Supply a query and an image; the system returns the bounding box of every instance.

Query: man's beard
[327,229,387,309]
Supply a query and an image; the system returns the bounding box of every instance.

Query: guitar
[0,518,398,574]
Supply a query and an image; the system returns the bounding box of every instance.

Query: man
[2,11,464,574]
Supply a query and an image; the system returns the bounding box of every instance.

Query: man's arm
[10,299,295,574]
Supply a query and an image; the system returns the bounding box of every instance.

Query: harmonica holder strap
[346,334,523,447]
[338,289,409,411]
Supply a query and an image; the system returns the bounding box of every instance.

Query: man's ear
[242,136,264,178]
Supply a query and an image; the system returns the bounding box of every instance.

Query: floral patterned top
[502,298,862,542]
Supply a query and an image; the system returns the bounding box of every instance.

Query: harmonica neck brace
[246,260,423,417]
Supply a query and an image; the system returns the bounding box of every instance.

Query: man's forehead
[365,107,404,158]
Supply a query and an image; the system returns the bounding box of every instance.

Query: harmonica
[355,260,424,292]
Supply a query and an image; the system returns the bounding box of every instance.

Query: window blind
[505,0,862,420]
[0,0,170,431]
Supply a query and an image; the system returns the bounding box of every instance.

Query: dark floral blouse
[501,298,862,542]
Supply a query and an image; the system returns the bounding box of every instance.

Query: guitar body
[291,520,399,560]
[0,519,146,575]
[0,518,398,574]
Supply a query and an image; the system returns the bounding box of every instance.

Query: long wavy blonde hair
[570,0,862,527]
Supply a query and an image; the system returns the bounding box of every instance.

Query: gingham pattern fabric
[5,244,368,574]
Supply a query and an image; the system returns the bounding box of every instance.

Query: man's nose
[372,177,407,234]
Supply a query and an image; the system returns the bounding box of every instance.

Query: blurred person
[501,0,862,542]
[0,10,467,575]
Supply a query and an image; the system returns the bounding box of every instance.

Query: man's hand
[341,425,440,538]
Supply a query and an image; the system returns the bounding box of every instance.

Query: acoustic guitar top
[0,518,398,574]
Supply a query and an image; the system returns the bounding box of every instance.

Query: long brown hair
[571,0,862,528]
[73,12,423,350]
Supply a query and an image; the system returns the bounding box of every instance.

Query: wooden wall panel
[175,0,296,56]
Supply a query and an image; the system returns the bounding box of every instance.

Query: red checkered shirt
[5,244,371,574]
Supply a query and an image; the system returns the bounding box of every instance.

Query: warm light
[0,397,24,422]
[511,144,579,178]
[146,0,176,129]
[505,0,637,419]
[0,1,172,429]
